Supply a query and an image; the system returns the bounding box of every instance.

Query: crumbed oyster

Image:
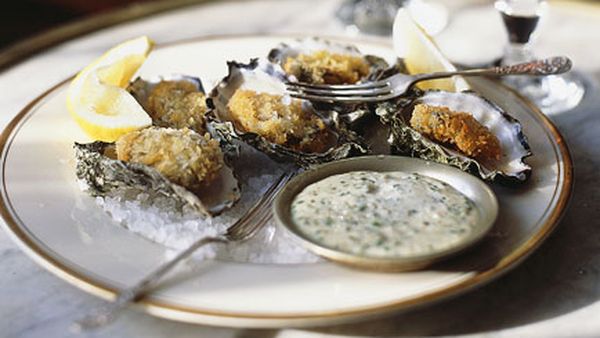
[377,90,532,184]
[227,89,331,153]
[409,104,502,163]
[268,37,403,127]
[128,75,208,133]
[208,58,369,168]
[268,37,390,85]
[75,127,241,216]
[116,127,223,192]
[281,50,370,85]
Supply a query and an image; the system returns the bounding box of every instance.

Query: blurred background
[2,0,596,50]
[0,0,159,49]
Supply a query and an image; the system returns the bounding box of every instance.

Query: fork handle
[415,56,572,83]
[491,56,572,76]
[72,235,227,332]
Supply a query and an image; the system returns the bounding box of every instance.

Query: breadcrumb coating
[227,90,331,153]
[410,104,502,162]
[283,50,370,85]
[116,127,223,191]
[147,81,208,133]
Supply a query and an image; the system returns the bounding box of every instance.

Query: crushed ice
[95,143,320,264]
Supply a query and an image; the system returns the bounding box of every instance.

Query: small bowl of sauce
[273,155,498,271]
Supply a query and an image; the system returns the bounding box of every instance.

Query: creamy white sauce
[291,171,480,257]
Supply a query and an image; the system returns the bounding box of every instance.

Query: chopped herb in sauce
[291,171,480,257]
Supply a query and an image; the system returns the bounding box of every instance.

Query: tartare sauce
[290,171,480,257]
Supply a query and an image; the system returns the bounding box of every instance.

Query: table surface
[1,0,599,337]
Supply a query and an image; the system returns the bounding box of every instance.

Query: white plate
[0,35,572,328]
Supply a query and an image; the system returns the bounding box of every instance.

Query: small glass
[495,0,584,115]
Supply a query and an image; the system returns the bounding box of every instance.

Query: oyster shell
[268,38,404,125]
[128,75,208,133]
[377,90,532,183]
[207,58,369,168]
[267,37,391,85]
[75,127,241,216]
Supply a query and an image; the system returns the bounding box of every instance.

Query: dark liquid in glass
[501,12,540,44]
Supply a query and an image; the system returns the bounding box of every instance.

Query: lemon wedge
[67,36,154,142]
[393,9,468,92]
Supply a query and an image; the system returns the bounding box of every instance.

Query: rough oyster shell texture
[128,74,208,134]
[207,58,369,168]
[267,37,394,83]
[75,138,241,217]
[377,90,532,184]
[268,37,405,125]
[76,76,241,216]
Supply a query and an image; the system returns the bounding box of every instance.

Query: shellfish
[76,75,241,216]
[75,127,241,216]
[268,37,405,125]
[377,90,532,183]
[267,37,390,85]
[128,75,208,134]
[208,58,369,168]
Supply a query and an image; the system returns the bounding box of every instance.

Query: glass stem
[503,42,534,65]
[502,42,539,90]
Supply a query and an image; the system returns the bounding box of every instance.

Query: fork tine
[225,173,287,234]
[226,172,292,237]
[232,201,274,240]
[227,173,292,240]
[286,84,392,97]
[290,92,398,104]
[285,79,388,90]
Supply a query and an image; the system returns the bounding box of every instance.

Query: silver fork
[72,171,294,331]
[286,56,572,104]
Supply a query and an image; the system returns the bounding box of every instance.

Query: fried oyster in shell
[409,104,502,163]
[282,50,371,85]
[116,127,223,192]
[208,58,368,168]
[227,89,330,153]
[75,125,241,217]
[268,37,390,85]
[268,37,403,127]
[377,90,532,184]
[128,75,208,133]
